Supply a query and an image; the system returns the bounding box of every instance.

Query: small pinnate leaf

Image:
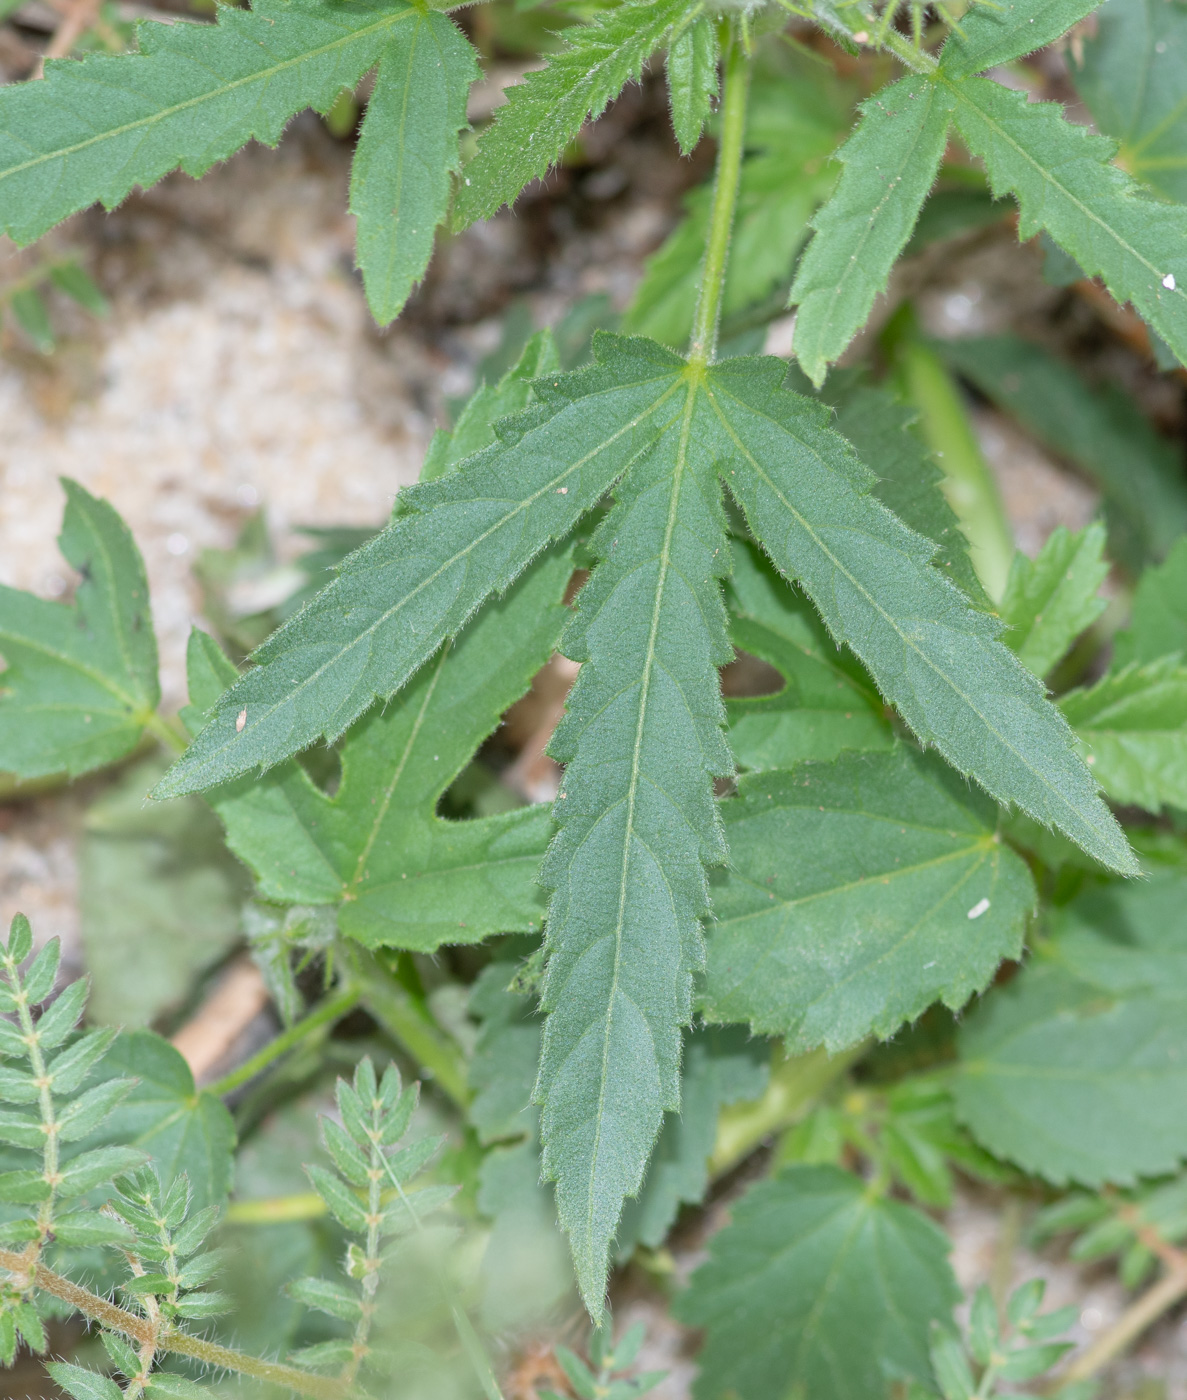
[287,1276,363,1322]
[45,1363,124,1400]
[0,480,159,780]
[1001,523,1109,678]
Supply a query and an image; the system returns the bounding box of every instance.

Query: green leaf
[615,1025,767,1257]
[790,76,952,386]
[701,355,1135,874]
[287,1275,362,1323]
[1073,0,1187,203]
[349,8,477,325]
[421,330,561,482]
[1061,657,1187,812]
[1000,523,1109,678]
[468,956,543,1145]
[0,0,417,244]
[305,1163,367,1232]
[50,261,108,316]
[941,74,1187,369]
[955,869,1187,1184]
[537,348,732,1315]
[81,1031,235,1208]
[145,1374,211,1400]
[725,540,893,772]
[44,1362,124,1400]
[625,54,848,349]
[1114,536,1187,667]
[59,1145,147,1196]
[208,548,567,949]
[156,335,685,798]
[699,747,1034,1051]
[827,375,989,609]
[0,479,159,779]
[10,286,53,352]
[665,14,717,156]
[930,1327,975,1400]
[50,1208,134,1247]
[938,335,1187,571]
[940,0,1106,78]
[454,0,695,226]
[676,1165,960,1400]
[79,757,248,1027]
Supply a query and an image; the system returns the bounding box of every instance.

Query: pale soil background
[0,70,1182,1399]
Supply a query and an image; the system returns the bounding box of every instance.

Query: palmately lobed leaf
[0,0,418,246]
[699,355,1136,874]
[537,352,733,1314]
[676,1165,960,1400]
[0,479,160,779]
[155,335,686,800]
[700,746,1035,1051]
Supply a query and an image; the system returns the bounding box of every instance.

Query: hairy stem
[207,985,362,1097]
[688,26,750,365]
[0,1248,347,1399]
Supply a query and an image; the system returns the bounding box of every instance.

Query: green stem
[143,710,188,755]
[346,948,470,1110]
[206,986,362,1097]
[708,1043,867,1179]
[688,28,751,365]
[0,1248,346,1400]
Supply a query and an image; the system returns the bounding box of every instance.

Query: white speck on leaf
[967,897,991,920]
[1164,273,1177,290]
[236,708,247,733]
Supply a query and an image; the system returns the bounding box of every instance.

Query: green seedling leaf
[701,355,1134,874]
[1062,657,1187,813]
[942,75,1187,369]
[80,1031,235,1208]
[665,13,718,156]
[790,76,952,386]
[455,0,696,227]
[0,479,160,779]
[700,747,1034,1051]
[725,540,893,771]
[209,547,568,949]
[156,336,685,798]
[1073,0,1187,203]
[349,8,477,325]
[1001,523,1109,678]
[616,1025,767,1257]
[955,870,1187,1183]
[940,0,1106,79]
[676,1165,960,1400]
[1115,535,1187,667]
[939,335,1187,571]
